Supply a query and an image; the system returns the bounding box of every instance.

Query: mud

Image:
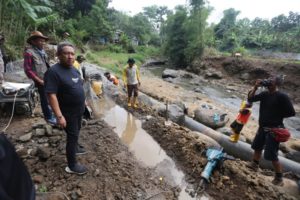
[112,94,300,199]
[141,115,300,200]
[98,101,196,199]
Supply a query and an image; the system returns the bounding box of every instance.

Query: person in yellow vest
[122,58,141,108]
[73,55,85,80]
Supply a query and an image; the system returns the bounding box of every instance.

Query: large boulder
[194,105,229,129]
[204,69,223,79]
[141,59,167,67]
[4,60,32,83]
[158,104,184,124]
[162,69,179,79]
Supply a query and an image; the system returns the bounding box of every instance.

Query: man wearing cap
[247,75,295,186]
[122,58,141,108]
[24,31,56,124]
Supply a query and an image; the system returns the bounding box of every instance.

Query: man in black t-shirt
[44,42,87,175]
[247,75,295,186]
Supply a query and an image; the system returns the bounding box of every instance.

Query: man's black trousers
[64,114,82,168]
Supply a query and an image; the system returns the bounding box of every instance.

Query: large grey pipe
[183,116,300,174]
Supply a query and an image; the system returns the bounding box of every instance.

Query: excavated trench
[90,97,210,200]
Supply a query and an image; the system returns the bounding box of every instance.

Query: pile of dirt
[8,118,177,200]
[142,116,299,200]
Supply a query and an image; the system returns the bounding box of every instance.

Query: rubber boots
[127,97,131,107]
[229,133,240,143]
[133,97,138,108]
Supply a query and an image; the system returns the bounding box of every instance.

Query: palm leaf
[19,0,38,20]
[35,0,54,7]
[33,5,52,14]
[35,13,59,26]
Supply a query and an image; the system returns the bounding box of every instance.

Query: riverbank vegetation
[86,45,159,76]
[0,0,299,69]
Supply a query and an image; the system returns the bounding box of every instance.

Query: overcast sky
[109,0,300,23]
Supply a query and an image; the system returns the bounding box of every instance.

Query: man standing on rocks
[24,31,56,125]
[122,58,141,108]
[247,75,295,186]
[44,42,87,175]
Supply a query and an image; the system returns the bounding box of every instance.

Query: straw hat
[27,31,48,44]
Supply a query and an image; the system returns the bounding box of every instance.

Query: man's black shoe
[65,164,87,175]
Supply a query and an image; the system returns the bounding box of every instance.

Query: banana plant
[0,0,54,44]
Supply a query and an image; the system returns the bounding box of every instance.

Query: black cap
[127,58,135,64]
[77,55,86,61]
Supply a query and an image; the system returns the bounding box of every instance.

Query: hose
[1,91,18,133]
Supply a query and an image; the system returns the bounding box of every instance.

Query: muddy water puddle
[92,98,209,199]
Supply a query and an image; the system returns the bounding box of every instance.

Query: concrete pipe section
[183,116,300,175]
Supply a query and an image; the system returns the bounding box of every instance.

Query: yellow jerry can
[91,80,103,96]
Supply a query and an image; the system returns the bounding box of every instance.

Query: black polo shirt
[44,63,85,116]
[248,91,295,127]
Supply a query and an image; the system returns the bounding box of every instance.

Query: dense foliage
[163,0,211,68]
[0,0,299,66]
[214,9,300,53]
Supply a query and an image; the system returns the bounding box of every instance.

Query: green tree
[108,9,158,46]
[0,0,53,48]
[214,8,240,51]
[185,0,210,64]
[143,5,171,28]
[214,8,240,39]
[163,6,188,67]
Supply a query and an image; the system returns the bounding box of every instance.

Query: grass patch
[85,45,160,76]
